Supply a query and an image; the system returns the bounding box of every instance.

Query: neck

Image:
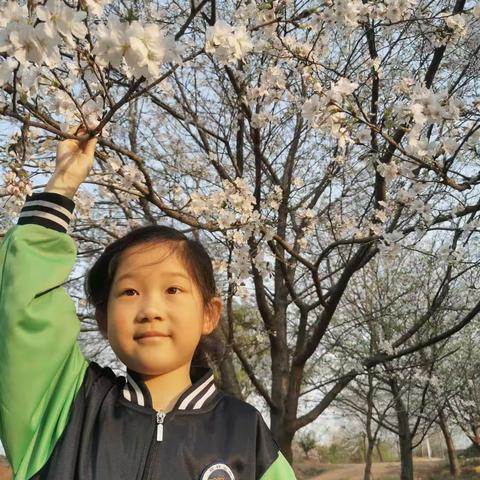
[140,363,192,412]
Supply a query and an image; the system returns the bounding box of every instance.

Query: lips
[134,331,170,340]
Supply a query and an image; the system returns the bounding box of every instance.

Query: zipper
[141,410,167,480]
[156,411,166,442]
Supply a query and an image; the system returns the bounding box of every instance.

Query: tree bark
[397,411,414,480]
[364,371,375,480]
[364,442,375,480]
[376,440,384,462]
[438,408,461,478]
[390,379,414,480]
[271,415,295,463]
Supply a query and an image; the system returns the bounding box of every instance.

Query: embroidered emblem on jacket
[200,462,235,480]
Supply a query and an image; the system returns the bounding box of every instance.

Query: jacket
[0,191,297,480]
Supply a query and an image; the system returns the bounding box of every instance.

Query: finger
[63,125,81,138]
[84,137,98,157]
[75,125,87,136]
[58,123,86,140]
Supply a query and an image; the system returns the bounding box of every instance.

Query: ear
[202,296,223,335]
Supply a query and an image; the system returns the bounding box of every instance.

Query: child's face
[106,241,220,376]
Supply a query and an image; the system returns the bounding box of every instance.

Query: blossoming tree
[1,0,479,464]
[331,251,479,479]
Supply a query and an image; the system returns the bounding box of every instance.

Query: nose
[136,294,165,323]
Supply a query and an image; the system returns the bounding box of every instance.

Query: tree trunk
[376,440,384,462]
[397,414,414,480]
[425,437,432,458]
[438,408,461,478]
[364,442,375,480]
[470,426,480,453]
[271,414,295,464]
[390,380,414,480]
[364,370,376,480]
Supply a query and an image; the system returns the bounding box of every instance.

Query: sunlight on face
[106,241,210,376]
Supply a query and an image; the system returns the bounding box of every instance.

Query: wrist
[44,175,80,199]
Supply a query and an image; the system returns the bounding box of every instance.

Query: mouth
[134,332,170,340]
[135,336,169,342]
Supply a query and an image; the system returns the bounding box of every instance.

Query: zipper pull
[156,411,166,442]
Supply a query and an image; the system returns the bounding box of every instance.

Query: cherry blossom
[36,0,87,48]
[0,1,28,29]
[205,19,253,66]
[93,17,182,81]
[84,0,110,17]
[0,57,17,87]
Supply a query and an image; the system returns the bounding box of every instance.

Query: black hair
[83,224,219,374]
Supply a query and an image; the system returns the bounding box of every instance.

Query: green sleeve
[0,194,89,480]
[260,450,297,479]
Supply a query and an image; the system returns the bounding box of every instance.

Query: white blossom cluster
[188,177,258,226]
[73,190,96,219]
[311,0,369,33]
[295,206,317,250]
[408,84,463,126]
[436,245,465,266]
[0,0,253,106]
[265,184,283,210]
[400,83,464,160]
[382,0,416,22]
[250,110,277,129]
[185,178,279,290]
[433,13,469,47]
[378,339,394,356]
[0,1,78,66]
[205,19,254,66]
[334,214,361,238]
[281,35,319,61]
[244,66,287,107]
[2,170,32,197]
[93,17,184,81]
[308,0,415,34]
[49,93,106,132]
[377,161,400,185]
[378,229,404,262]
[302,77,359,149]
[373,155,415,185]
[0,0,182,135]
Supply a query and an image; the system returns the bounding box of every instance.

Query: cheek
[107,303,131,336]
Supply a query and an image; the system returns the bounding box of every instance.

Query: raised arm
[0,124,98,479]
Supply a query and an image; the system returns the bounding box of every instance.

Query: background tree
[443,325,480,454]
[298,430,317,459]
[331,247,479,479]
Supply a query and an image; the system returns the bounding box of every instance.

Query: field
[294,455,480,480]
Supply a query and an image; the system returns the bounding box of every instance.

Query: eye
[120,289,137,296]
[167,287,182,294]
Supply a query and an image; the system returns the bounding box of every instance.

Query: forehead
[114,242,188,278]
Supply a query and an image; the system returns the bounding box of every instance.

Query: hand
[54,123,98,186]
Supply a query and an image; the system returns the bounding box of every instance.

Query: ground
[0,457,10,480]
[306,458,445,480]
[293,454,480,480]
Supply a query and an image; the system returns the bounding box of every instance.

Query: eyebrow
[114,272,190,284]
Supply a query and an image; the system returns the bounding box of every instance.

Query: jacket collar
[122,365,218,412]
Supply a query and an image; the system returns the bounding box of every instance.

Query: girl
[0,124,297,479]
